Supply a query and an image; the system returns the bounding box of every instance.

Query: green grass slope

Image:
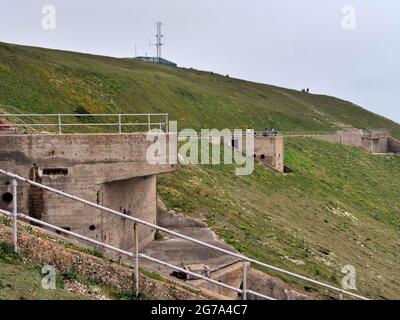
[158,138,400,299]
[1,43,400,299]
[0,42,399,137]
[0,241,92,300]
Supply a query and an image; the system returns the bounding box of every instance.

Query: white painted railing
[278,131,338,137]
[0,208,270,300]
[0,113,169,134]
[0,168,369,300]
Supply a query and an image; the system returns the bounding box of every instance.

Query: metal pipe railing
[0,169,369,300]
[0,113,169,117]
[1,123,167,127]
[0,113,169,134]
[12,179,18,253]
[0,207,275,300]
[278,131,338,136]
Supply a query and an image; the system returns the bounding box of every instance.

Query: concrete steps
[134,203,312,300]
[138,225,242,299]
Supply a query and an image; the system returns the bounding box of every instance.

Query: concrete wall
[314,130,392,154]
[157,207,206,229]
[240,136,284,173]
[371,138,388,153]
[340,133,363,148]
[100,176,157,251]
[388,137,400,153]
[313,134,341,144]
[361,137,372,152]
[316,133,363,148]
[0,133,176,250]
[255,136,284,173]
[192,261,243,299]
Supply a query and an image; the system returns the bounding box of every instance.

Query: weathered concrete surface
[370,137,388,153]
[239,136,284,173]
[137,226,242,299]
[140,226,241,277]
[100,175,157,250]
[138,202,312,300]
[314,129,396,154]
[247,269,312,300]
[190,261,243,298]
[388,137,400,153]
[0,133,176,251]
[157,206,207,229]
[254,136,284,173]
[315,132,364,149]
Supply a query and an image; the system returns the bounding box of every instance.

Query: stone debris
[172,264,211,280]
[0,220,210,300]
[64,280,109,300]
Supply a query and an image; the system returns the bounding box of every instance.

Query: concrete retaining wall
[313,134,341,144]
[313,131,393,154]
[316,133,363,148]
[157,207,206,229]
[340,133,363,148]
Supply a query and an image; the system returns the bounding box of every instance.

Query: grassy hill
[159,138,400,299]
[0,42,399,137]
[1,42,400,299]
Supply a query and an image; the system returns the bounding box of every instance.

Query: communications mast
[151,21,165,60]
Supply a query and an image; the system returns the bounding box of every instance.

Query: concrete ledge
[157,207,207,229]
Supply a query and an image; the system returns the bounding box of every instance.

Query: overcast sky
[1,0,399,123]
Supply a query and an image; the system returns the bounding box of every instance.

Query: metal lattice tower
[151,21,164,60]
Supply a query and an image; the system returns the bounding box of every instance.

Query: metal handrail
[0,169,369,300]
[278,131,338,136]
[0,113,169,117]
[1,123,167,127]
[0,105,45,133]
[0,208,274,300]
[0,113,170,134]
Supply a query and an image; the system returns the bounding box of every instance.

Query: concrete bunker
[0,133,176,251]
[243,135,285,173]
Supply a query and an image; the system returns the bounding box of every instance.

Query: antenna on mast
[150,21,165,60]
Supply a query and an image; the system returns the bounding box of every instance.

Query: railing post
[12,179,18,253]
[134,223,139,298]
[242,261,248,300]
[166,114,169,133]
[57,114,62,134]
[118,114,122,134]
[147,114,151,132]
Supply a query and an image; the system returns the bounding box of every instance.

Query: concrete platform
[138,225,242,299]
[139,226,241,273]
